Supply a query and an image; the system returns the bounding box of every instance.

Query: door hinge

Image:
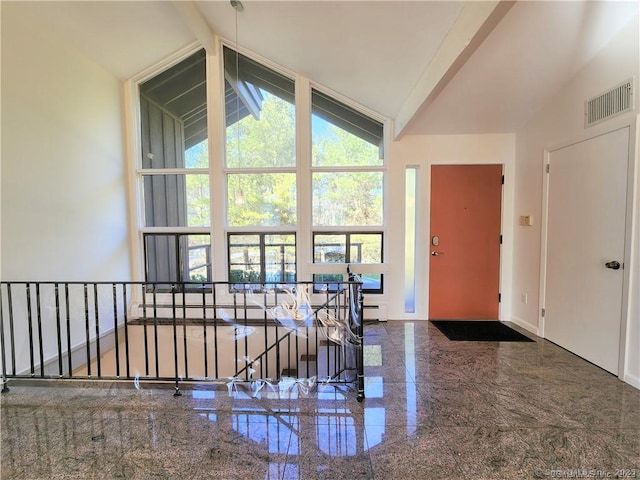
[498,293,502,303]
[546,164,550,173]
[501,175,505,185]
[541,308,546,317]
[500,234,503,245]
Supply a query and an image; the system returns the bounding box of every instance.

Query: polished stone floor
[1,321,639,479]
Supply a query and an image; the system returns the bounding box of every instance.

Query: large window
[311,89,385,293]
[139,49,211,284]
[224,47,296,229]
[135,46,385,292]
[311,89,383,227]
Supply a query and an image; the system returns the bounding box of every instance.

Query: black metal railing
[0,280,364,401]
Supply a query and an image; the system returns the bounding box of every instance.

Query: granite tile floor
[1,320,639,479]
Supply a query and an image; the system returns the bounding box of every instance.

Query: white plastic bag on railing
[252,285,361,347]
[225,376,319,398]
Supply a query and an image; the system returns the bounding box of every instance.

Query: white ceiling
[3,1,197,81]
[402,0,639,134]
[194,0,465,120]
[4,1,638,136]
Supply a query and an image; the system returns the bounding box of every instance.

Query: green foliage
[226,92,297,227]
[312,119,381,167]
[312,171,383,226]
[315,273,344,283]
[312,118,383,226]
[222,89,383,228]
[229,269,261,283]
[227,173,296,227]
[226,93,295,169]
[185,141,210,226]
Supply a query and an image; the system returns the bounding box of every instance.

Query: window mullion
[345,233,351,264]
[296,76,313,281]
[138,168,209,175]
[208,42,228,283]
[310,165,386,173]
[224,167,297,174]
[260,233,266,283]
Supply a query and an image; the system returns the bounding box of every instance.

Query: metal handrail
[0,280,364,400]
[232,289,346,379]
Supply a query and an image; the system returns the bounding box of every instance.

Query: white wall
[512,15,640,387]
[387,133,516,321]
[1,3,131,281]
[0,3,3,282]
[1,5,132,379]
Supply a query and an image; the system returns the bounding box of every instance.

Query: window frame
[136,47,213,286]
[227,232,297,290]
[142,232,212,291]
[223,45,299,230]
[310,86,385,229]
[312,231,384,294]
[127,42,388,301]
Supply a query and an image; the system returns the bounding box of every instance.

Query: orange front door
[428,165,502,319]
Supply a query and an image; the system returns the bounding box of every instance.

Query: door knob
[431,251,444,256]
[605,260,621,270]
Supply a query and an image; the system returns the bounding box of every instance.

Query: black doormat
[430,320,535,342]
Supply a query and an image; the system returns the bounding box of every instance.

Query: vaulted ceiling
[4,1,638,137]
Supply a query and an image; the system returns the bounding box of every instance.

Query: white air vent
[585,79,633,127]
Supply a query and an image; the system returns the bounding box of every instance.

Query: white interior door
[545,127,629,375]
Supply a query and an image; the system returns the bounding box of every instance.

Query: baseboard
[623,372,640,390]
[363,303,387,322]
[508,316,539,336]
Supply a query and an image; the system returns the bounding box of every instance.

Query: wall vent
[585,79,633,127]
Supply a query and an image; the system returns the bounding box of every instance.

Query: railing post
[212,283,219,379]
[123,284,130,379]
[65,283,72,377]
[142,283,149,377]
[262,288,268,379]
[26,284,35,377]
[0,284,9,392]
[202,285,208,378]
[94,284,102,377]
[54,283,63,377]
[7,284,16,378]
[36,283,44,377]
[356,281,365,402]
[152,286,159,377]
[171,284,181,396]
[84,284,92,377]
[112,283,120,378]
[181,287,188,379]
[243,289,248,380]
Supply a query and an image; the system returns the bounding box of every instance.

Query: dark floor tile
[420,383,509,427]
[442,426,544,479]
[285,415,373,479]
[519,427,640,472]
[2,320,639,480]
[367,424,464,479]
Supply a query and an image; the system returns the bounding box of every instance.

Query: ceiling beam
[171,1,217,55]
[393,0,516,139]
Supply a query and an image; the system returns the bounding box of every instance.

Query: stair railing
[0,279,364,400]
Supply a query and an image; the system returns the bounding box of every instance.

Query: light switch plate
[519,215,533,226]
